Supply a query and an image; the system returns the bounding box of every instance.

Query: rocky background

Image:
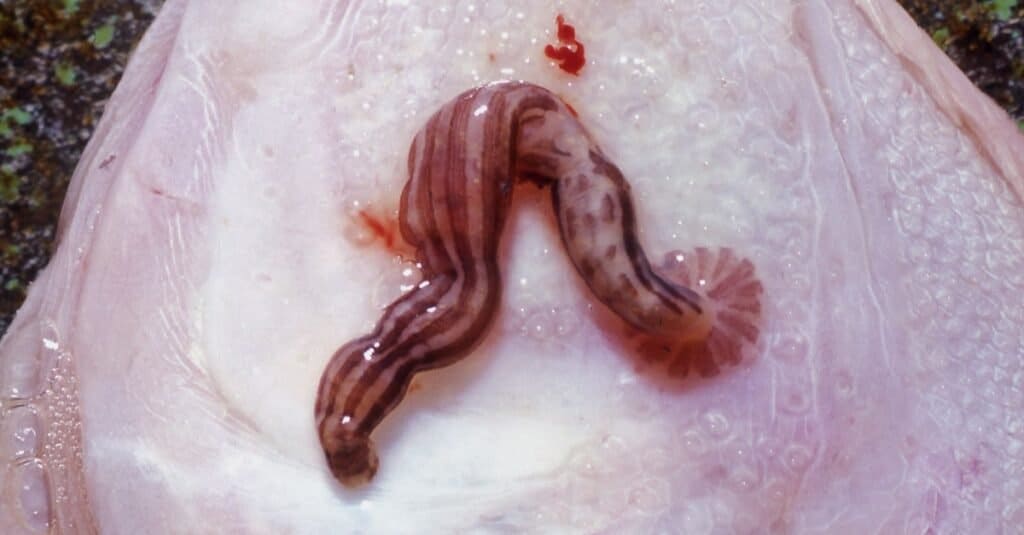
[1,0,1022,335]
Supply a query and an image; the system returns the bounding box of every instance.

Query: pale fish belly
[1,1,1023,534]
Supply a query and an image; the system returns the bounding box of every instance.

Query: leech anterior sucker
[315,81,727,485]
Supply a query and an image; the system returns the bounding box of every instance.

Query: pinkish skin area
[2,1,1024,533]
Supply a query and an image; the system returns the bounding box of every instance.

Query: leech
[315,81,761,485]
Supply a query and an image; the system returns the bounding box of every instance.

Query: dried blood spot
[636,247,764,379]
[358,210,397,249]
[343,207,414,258]
[562,99,579,118]
[544,14,586,75]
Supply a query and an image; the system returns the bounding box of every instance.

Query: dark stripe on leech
[337,115,454,368]
[399,135,424,251]
[575,150,665,304]
[356,91,506,433]
[319,329,385,424]
[338,109,461,418]
[385,88,506,352]
[356,88,545,431]
[359,268,505,432]
[400,88,506,342]
[589,150,703,314]
[431,92,469,276]
[349,90,488,423]
[445,89,480,295]
[419,104,460,274]
[511,93,569,185]
[484,88,513,237]
[611,171,678,311]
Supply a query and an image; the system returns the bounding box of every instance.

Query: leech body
[315,81,716,485]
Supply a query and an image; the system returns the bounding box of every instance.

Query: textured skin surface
[3,1,1021,338]
[0,0,1023,533]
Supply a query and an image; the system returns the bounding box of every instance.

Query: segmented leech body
[315,81,741,485]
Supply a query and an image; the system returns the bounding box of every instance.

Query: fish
[1,0,1023,533]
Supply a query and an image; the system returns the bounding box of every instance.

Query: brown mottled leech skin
[315,81,747,485]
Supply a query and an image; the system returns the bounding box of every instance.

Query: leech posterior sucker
[315,81,758,486]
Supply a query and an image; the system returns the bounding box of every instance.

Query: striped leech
[315,81,762,485]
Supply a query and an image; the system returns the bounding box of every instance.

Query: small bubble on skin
[640,447,674,473]
[783,443,814,473]
[523,313,548,338]
[1,405,41,459]
[551,306,581,337]
[726,462,762,493]
[12,458,52,532]
[677,428,709,457]
[628,478,671,515]
[771,331,809,364]
[701,410,731,440]
[568,436,632,480]
[779,386,811,414]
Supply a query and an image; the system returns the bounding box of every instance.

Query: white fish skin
[1,1,1023,533]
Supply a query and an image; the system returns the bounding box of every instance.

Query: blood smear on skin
[544,14,586,75]
[356,210,399,250]
[562,100,579,117]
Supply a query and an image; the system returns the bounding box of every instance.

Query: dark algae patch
[900,0,1024,121]
[0,2,1021,336]
[0,1,162,335]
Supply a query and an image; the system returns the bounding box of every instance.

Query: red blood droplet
[357,210,398,250]
[555,15,575,41]
[544,14,586,75]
